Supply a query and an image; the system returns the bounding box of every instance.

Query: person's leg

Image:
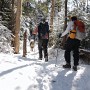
[43,39,48,61]
[38,39,43,59]
[73,48,79,66]
[73,39,80,71]
[73,39,80,66]
[64,50,71,65]
[63,38,73,68]
[73,49,79,71]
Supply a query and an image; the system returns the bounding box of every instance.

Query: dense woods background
[0,0,90,55]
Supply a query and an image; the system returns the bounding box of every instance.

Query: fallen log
[79,49,90,64]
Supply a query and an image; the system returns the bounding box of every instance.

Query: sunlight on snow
[65,70,73,77]
[71,67,86,90]
[73,67,85,81]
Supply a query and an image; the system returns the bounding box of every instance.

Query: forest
[0,0,90,60]
[0,0,90,90]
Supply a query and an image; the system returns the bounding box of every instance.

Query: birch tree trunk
[14,0,22,54]
[48,0,55,46]
[50,0,55,32]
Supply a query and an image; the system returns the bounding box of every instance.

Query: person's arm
[32,26,38,35]
[31,26,38,41]
[61,21,72,37]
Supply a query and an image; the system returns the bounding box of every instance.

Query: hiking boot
[63,64,71,68]
[38,57,42,60]
[73,66,77,71]
[45,57,48,62]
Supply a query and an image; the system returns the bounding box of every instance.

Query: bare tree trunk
[23,31,27,57]
[62,0,67,48]
[11,0,15,47]
[50,0,55,32]
[48,0,55,46]
[14,0,22,54]
[87,0,88,13]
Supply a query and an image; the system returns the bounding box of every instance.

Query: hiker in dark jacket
[32,18,49,62]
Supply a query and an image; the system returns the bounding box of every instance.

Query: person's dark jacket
[38,22,49,40]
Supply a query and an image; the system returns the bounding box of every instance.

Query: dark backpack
[38,22,49,39]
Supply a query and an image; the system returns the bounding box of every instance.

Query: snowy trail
[0,46,90,90]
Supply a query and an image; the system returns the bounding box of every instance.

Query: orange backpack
[74,20,85,32]
[69,20,85,39]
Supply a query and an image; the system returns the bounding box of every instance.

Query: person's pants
[64,38,80,66]
[38,39,48,58]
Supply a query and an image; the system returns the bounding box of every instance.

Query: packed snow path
[0,46,90,90]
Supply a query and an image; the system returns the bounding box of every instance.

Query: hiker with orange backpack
[62,16,85,71]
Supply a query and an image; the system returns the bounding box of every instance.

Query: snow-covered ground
[0,43,90,90]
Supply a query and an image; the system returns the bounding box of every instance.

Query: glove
[58,33,61,38]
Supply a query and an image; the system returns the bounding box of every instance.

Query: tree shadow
[0,63,32,77]
[17,55,38,61]
[51,69,77,90]
[51,64,88,90]
[70,65,90,90]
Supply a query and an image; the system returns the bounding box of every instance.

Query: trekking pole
[55,33,62,67]
[33,35,36,59]
[34,41,36,59]
[55,48,59,67]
